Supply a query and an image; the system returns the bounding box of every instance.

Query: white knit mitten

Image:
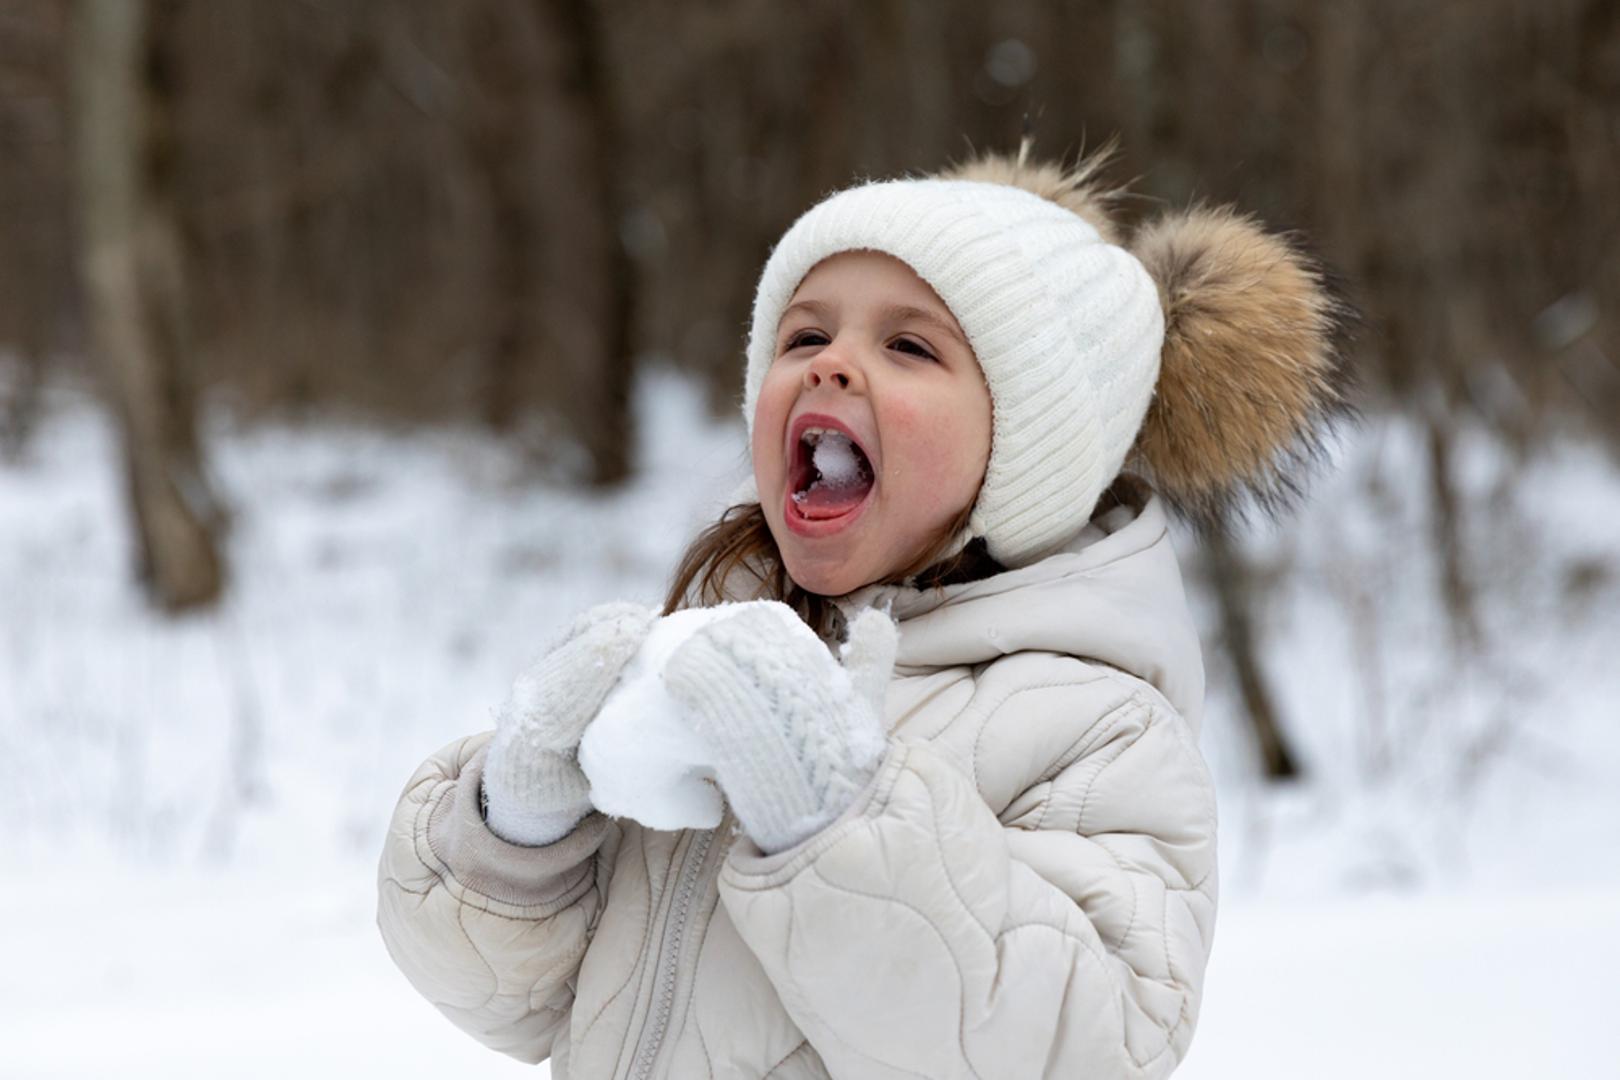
[482,600,658,846]
[662,604,898,855]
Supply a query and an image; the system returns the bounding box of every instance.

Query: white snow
[581,597,864,832]
[578,605,730,831]
[580,599,814,832]
[811,431,865,487]
[1178,888,1620,1079]
[3,363,1618,1078]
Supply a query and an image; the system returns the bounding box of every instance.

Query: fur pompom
[936,133,1130,245]
[1127,204,1362,534]
[935,134,1361,534]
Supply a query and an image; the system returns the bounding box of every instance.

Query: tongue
[795,477,870,519]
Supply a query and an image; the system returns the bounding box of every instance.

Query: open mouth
[788,427,876,523]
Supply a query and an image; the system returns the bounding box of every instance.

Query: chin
[783,555,865,599]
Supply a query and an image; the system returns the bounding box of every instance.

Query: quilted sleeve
[376,731,614,1064]
[715,690,1218,1079]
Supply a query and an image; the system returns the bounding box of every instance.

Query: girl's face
[752,250,993,597]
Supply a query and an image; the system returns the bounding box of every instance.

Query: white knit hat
[735,175,1165,571]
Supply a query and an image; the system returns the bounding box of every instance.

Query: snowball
[812,432,865,487]
[578,599,826,832]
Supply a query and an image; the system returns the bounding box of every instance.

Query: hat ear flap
[1127,203,1364,534]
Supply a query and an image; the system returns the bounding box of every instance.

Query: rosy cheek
[884,398,979,507]
[882,402,941,478]
[751,380,792,485]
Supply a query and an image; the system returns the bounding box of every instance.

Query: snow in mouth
[791,429,873,506]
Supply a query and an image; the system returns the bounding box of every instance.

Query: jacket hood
[832,474,1207,735]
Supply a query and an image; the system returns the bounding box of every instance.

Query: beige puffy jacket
[377,479,1217,1078]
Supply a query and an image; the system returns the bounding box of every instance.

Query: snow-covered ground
[2,365,1616,1078]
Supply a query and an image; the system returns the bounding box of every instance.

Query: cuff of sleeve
[425,742,611,908]
[721,737,914,886]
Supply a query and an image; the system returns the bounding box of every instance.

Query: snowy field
[3,365,1617,1078]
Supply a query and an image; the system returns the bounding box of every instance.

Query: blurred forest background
[5,0,1616,766]
[2,3,1618,1075]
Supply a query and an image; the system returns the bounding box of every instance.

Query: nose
[802,338,864,393]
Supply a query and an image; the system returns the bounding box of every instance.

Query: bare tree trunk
[0,1,67,463]
[532,0,633,486]
[1206,531,1302,780]
[1425,410,1483,651]
[459,0,633,486]
[457,2,534,433]
[0,345,47,464]
[71,0,225,612]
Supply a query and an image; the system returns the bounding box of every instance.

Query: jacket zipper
[625,807,732,1080]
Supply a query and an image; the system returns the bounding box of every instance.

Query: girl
[377,136,1355,1079]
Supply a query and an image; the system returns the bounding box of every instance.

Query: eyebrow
[781,298,969,349]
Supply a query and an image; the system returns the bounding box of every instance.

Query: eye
[890,337,936,361]
[783,330,828,351]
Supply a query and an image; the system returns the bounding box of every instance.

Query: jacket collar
[832,476,1207,734]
